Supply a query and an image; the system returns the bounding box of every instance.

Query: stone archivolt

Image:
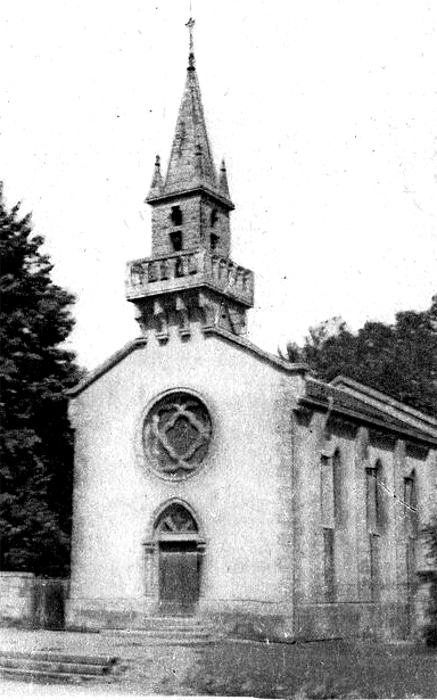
[155,504,198,534]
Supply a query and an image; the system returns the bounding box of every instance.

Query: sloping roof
[331,375,437,431]
[299,377,437,445]
[147,54,232,208]
[66,338,147,397]
[164,62,217,194]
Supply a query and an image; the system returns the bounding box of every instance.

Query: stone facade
[66,27,437,640]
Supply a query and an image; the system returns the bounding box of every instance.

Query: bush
[421,518,437,646]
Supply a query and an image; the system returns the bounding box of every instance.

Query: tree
[0,183,81,576]
[419,517,437,647]
[281,297,437,417]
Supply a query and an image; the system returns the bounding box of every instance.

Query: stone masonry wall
[0,572,35,626]
[151,195,231,257]
[291,408,436,641]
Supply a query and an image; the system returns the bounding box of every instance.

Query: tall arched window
[366,459,383,533]
[321,449,342,529]
[333,449,342,527]
[320,449,342,602]
[366,459,383,601]
[403,470,417,536]
[403,470,417,619]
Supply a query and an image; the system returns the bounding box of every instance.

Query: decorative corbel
[154,299,169,342]
[175,295,191,338]
[198,292,216,332]
[133,306,148,339]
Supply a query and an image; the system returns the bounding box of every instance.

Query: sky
[1,1,436,370]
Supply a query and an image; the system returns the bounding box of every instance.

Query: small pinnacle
[219,158,231,197]
[147,153,163,198]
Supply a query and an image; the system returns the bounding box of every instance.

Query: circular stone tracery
[143,392,212,479]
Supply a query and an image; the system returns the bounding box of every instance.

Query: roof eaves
[299,380,437,446]
[206,327,309,375]
[66,338,148,397]
[331,375,437,428]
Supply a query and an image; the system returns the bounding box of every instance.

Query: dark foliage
[420,518,437,646]
[0,183,81,576]
[281,298,437,417]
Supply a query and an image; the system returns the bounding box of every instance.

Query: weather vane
[186,16,196,68]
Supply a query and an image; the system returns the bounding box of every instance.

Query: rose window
[144,392,212,478]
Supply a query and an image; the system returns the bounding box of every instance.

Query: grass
[185,639,437,699]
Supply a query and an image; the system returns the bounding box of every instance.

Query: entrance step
[0,650,120,683]
[103,616,221,645]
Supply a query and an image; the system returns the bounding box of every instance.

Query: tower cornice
[146,184,234,211]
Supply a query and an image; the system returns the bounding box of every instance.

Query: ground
[0,629,436,699]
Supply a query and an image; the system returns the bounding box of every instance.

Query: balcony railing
[126,249,254,306]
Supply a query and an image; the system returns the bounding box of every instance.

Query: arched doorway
[154,502,204,616]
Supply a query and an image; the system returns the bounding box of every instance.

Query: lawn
[186,639,437,699]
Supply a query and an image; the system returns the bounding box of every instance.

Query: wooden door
[159,541,198,615]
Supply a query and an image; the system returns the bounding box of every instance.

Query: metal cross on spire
[186,16,196,69]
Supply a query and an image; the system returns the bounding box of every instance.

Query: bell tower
[125,18,254,340]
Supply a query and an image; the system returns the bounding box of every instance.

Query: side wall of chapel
[291,409,436,641]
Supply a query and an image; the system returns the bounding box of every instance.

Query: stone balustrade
[126,249,254,306]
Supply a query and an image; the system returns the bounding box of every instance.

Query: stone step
[107,629,216,646]
[0,666,111,683]
[0,651,119,683]
[139,616,210,628]
[0,650,117,667]
[121,632,211,640]
[124,637,214,646]
[118,626,213,635]
[112,616,217,633]
[0,658,109,676]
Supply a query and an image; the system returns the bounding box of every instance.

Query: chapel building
[66,23,437,641]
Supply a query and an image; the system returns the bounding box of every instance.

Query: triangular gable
[67,330,308,398]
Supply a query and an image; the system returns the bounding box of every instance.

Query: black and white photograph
[1,2,436,698]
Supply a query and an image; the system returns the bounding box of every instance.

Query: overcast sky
[1,1,436,369]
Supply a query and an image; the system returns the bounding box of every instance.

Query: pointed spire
[218,159,231,198]
[163,46,217,194]
[146,17,233,209]
[147,155,163,198]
